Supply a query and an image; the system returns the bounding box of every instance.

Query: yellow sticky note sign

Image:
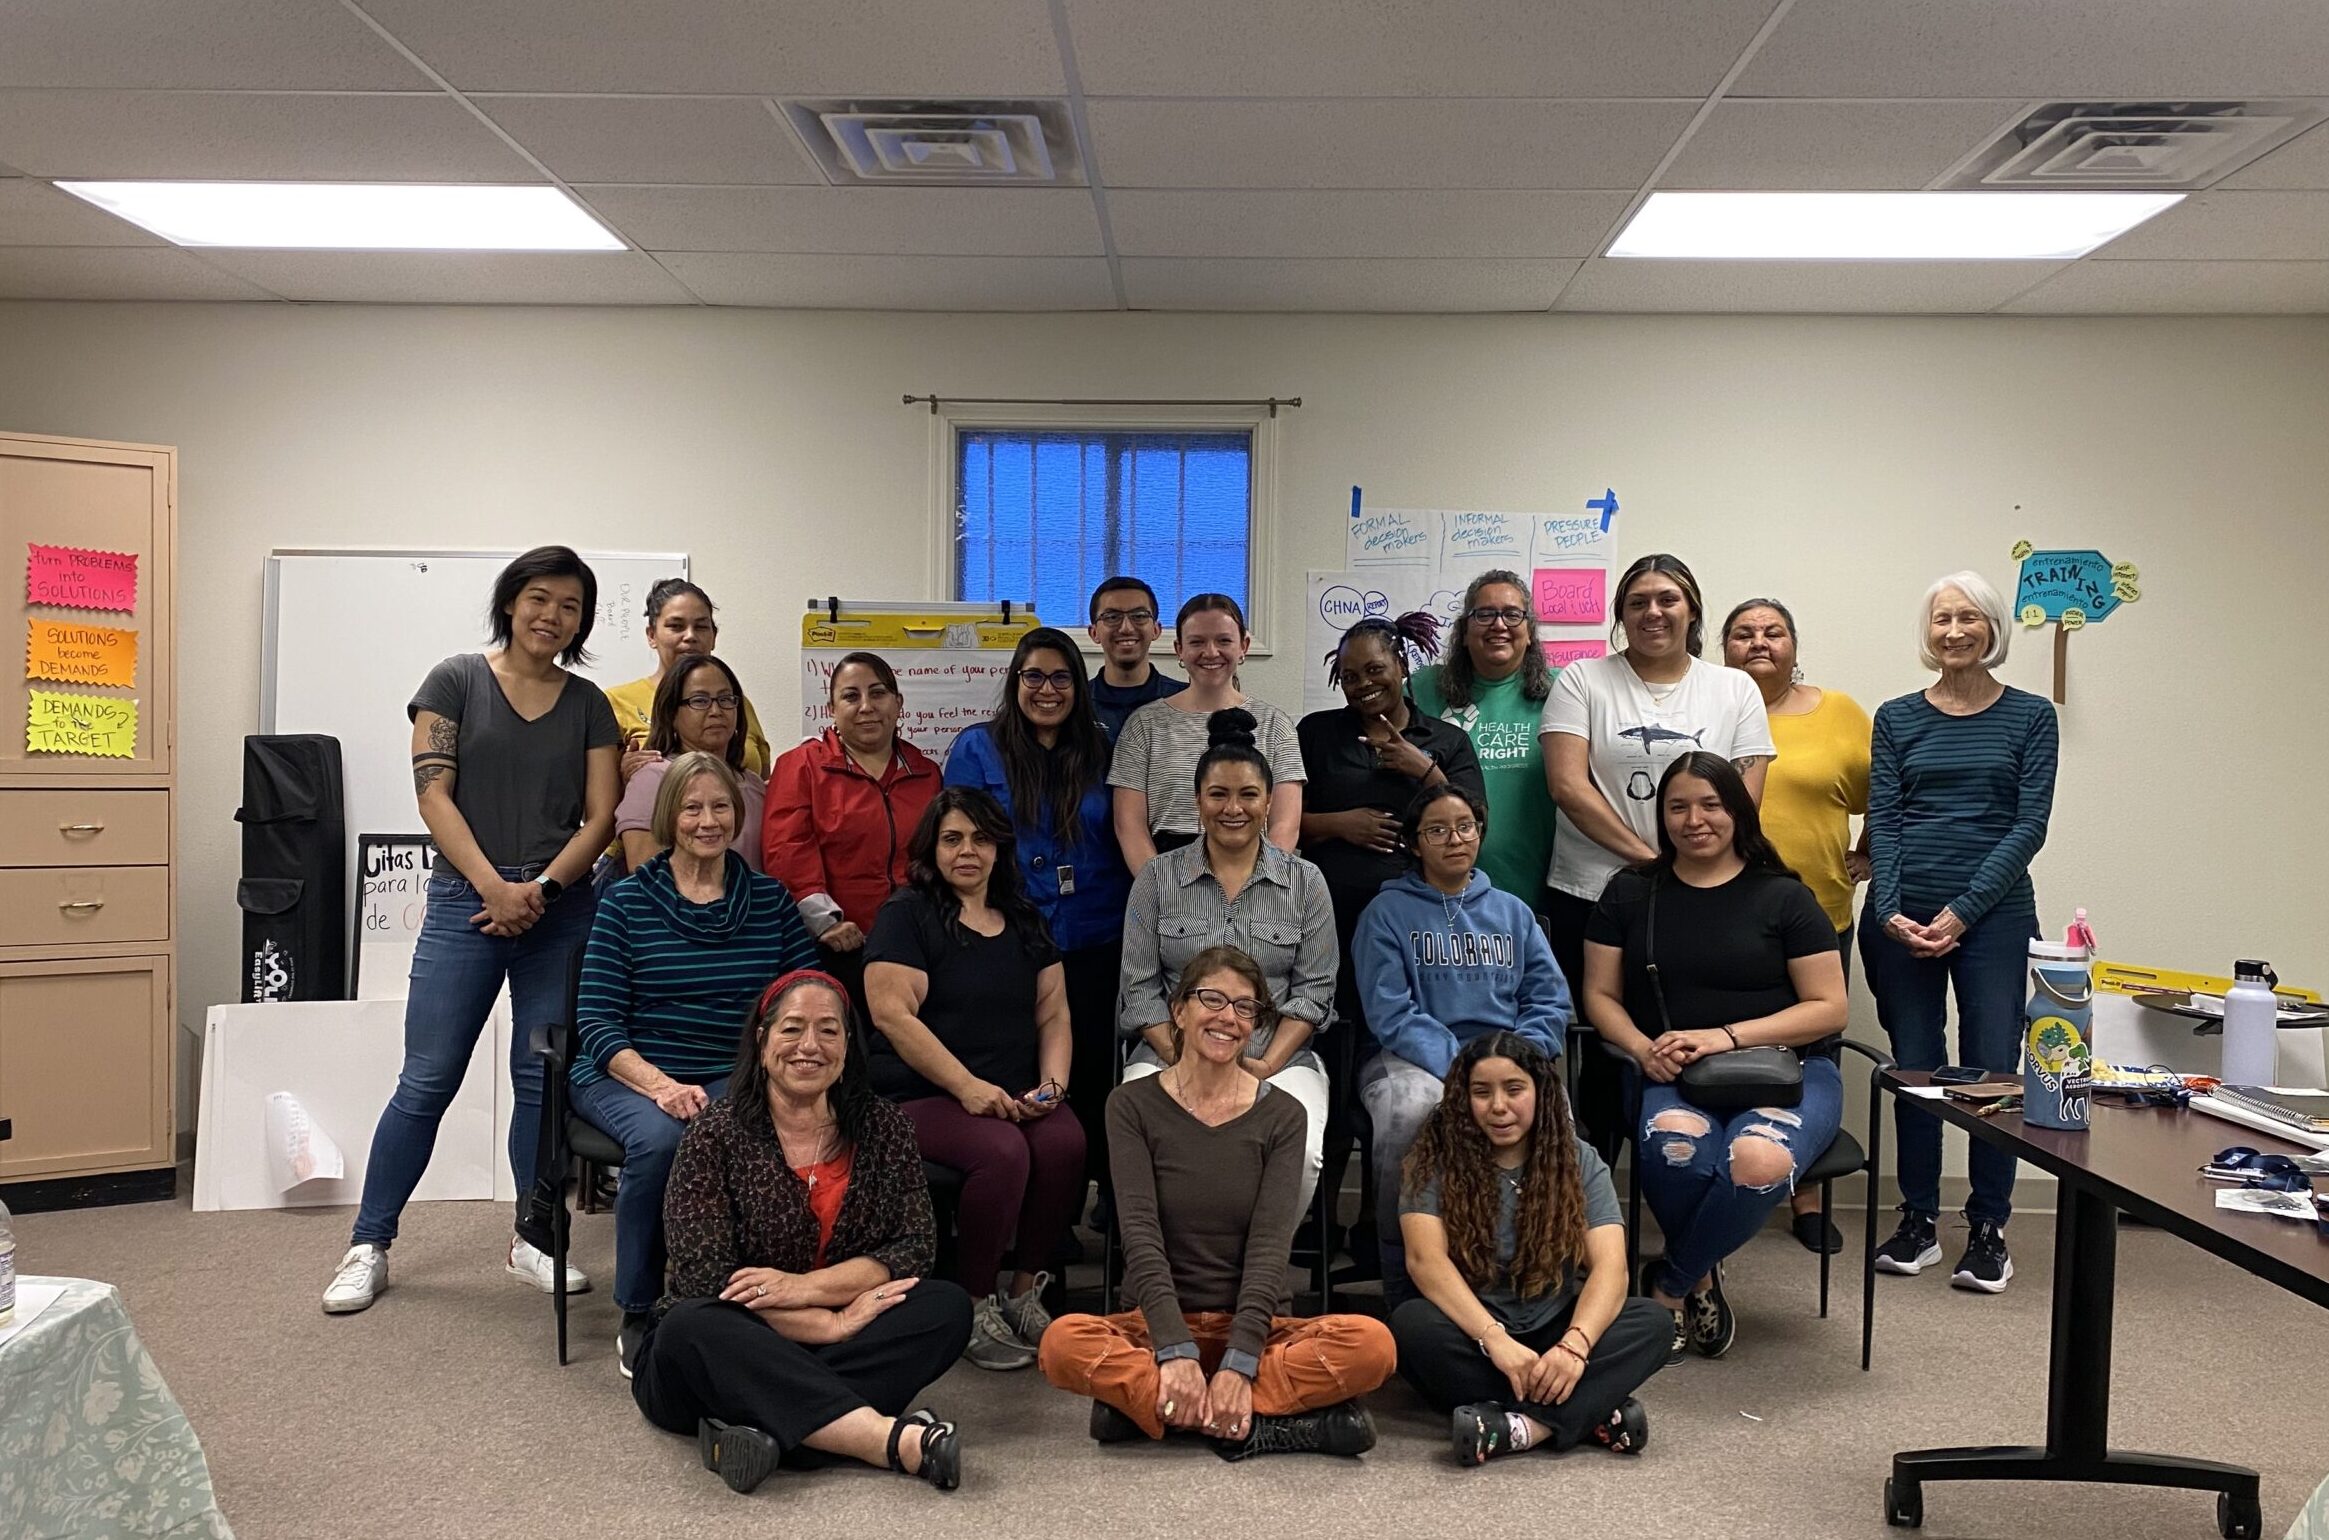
[25,619,137,688]
[26,689,137,758]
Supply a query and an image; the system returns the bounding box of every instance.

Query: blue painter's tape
[1351,486,1363,519]
[1587,488,1619,531]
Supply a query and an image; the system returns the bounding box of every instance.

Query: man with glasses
[1087,576,1187,741]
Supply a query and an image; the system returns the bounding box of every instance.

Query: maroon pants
[901,1096,1087,1297]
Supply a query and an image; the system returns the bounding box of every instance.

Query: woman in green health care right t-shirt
[1410,571,1557,910]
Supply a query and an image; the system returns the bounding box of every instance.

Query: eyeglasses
[1468,606,1528,629]
[1418,820,1482,844]
[679,692,741,713]
[1094,608,1156,630]
[1184,987,1265,1021]
[1016,668,1076,694]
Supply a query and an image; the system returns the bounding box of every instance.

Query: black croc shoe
[1588,1398,1649,1455]
[1450,1402,1512,1467]
[890,1410,962,1491]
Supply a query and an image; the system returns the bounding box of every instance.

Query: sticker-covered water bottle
[2024,937,2095,1130]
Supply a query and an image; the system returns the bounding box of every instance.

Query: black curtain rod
[902,394,1301,416]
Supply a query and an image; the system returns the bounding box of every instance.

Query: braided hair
[1324,609,1444,687]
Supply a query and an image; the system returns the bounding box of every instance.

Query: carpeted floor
[16,1186,2328,1540]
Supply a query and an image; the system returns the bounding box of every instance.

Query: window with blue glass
[954,428,1252,625]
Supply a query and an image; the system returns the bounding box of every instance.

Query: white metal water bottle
[0,1194,16,1329]
[2220,959,2280,1086]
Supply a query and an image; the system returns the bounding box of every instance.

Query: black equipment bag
[234,734,347,1002]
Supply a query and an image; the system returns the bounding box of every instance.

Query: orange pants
[1038,1309,1396,1440]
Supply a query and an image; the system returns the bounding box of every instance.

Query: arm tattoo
[1732,754,1768,773]
[412,752,456,799]
[426,716,458,754]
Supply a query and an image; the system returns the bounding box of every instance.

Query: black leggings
[1061,939,1124,1201]
[1390,1293,1670,1450]
[632,1284,973,1463]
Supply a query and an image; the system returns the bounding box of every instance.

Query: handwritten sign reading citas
[27,689,138,757]
[26,543,139,612]
[25,619,137,688]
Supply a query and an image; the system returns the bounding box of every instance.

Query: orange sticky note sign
[26,543,139,612]
[1543,639,1608,669]
[26,619,137,688]
[27,689,138,758]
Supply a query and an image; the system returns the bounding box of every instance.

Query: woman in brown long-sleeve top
[1038,945,1396,1459]
[629,969,973,1494]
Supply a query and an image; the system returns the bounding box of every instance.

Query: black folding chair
[1597,1034,1893,1370]
[526,949,627,1366]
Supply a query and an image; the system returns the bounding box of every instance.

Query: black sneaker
[697,1418,779,1494]
[1213,1400,1376,1461]
[617,1312,649,1380]
[1587,1397,1649,1455]
[1873,1209,1942,1275]
[1791,1209,1845,1254]
[1662,1305,1688,1367]
[1685,1265,1735,1359]
[1950,1217,2013,1293]
[1088,1400,1145,1443]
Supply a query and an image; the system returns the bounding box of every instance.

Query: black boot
[1212,1400,1376,1461]
[1088,1400,1145,1443]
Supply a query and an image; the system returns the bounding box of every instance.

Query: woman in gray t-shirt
[1389,1031,1670,1464]
[324,547,622,1318]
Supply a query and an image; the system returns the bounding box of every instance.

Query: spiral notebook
[2212,1086,2329,1134]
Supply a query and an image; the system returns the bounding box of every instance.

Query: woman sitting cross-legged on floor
[1390,1031,1670,1464]
[629,968,973,1495]
[571,751,817,1373]
[1039,946,1397,1459]
[1581,752,1850,1364]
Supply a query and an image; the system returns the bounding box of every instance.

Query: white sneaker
[323,1244,388,1314]
[507,1235,590,1295]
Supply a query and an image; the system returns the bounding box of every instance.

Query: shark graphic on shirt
[1616,723,1704,752]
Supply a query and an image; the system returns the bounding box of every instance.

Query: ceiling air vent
[779,99,1084,187]
[1942,101,2327,191]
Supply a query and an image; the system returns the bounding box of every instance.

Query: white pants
[1121,1057,1327,1217]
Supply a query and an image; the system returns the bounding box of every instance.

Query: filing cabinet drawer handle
[59,899,107,912]
[59,822,107,834]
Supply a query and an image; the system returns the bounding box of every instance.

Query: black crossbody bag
[1643,875,1803,1112]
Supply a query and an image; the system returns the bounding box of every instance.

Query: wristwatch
[535,874,564,903]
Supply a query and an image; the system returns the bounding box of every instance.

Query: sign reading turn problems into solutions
[25,543,139,612]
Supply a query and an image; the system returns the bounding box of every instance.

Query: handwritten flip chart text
[1346,508,1435,567]
[1542,639,1608,669]
[1531,567,1606,626]
[26,544,139,612]
[1438,510,1531,570]
[25,619,138,688]
[27,689,139,757]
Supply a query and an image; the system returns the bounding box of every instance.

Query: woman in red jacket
[764,652,941,1018]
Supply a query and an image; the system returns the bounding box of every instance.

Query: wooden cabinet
[0,433,177,1203]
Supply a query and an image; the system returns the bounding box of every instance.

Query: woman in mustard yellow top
[609,579,772,779]
[1721,597,1869,1255]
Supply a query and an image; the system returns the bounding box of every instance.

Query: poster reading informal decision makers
[1304,496,1622,714]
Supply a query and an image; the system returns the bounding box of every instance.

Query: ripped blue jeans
[1638,1055,1844,1299]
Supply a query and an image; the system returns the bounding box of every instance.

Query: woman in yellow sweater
[1721,597,1870,1255]
[608,579,771,778]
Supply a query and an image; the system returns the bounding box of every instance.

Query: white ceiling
[1,0,2326,313]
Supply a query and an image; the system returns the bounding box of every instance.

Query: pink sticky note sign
[26,544,139,613]
[1532,567,1605,626]
[1542,639,1607,669]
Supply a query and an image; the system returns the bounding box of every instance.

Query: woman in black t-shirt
[866,787,1081,1375]
[1580,753,1847,1366]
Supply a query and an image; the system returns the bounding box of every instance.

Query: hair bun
[1205,707,1258,749]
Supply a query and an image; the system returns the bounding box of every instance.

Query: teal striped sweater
[1868,685,2058,926]
[572,851,817,1088]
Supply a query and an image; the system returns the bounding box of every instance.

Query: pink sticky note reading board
[27,544,139,612]
[1532,567,1604,626]
[1543,639,1607,669]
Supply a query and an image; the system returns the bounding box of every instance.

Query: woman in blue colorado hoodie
[1355,784,1572,1303]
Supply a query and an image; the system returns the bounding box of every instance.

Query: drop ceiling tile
[2000,259,2329,313]
[1066,0,1775,97]
[2089,191,2329,260]
[1087,98,1698,190]
[1108,190,1629,258]
[476,96,820,185]
[0,180,164,247]
[579,186,1103,255]
[1738,0,2329,98]
[358,0,1065,94]
[196,249,695,304]
[654,252,1116,309]
[0,2,428,90]
[0,92,538,181]
[1122,257,1580,311]
[1660,100,2025,189]
[2221,123,2329,190]
[1555,258,2067,312]
[0,246,279,300]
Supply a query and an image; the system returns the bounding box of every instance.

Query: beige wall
[2,301,2324,1165]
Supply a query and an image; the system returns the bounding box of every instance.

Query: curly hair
[1323,609,1443,687]
[1401,1031,1589,1301]
[1438,569,1553,707]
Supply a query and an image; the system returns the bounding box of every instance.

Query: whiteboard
[262,548,688,933]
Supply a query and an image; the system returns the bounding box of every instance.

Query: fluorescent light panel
[1609,191,2183,261]
[54,181,624,251]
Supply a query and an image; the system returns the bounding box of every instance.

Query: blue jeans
[1357,1052,1448,1311]
[352,869,597,1248]
[1639,1056,1845,1297]
[571,1074,730,1314]
[1859,902,2035,1225]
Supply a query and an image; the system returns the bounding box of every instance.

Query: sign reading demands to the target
[2012,544,2140,629]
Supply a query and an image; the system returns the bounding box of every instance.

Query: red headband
[756,968,850,1022]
